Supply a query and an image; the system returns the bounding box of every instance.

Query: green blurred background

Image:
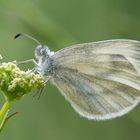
[0,0,140,140]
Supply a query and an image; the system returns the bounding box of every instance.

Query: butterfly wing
[51,39,140,120]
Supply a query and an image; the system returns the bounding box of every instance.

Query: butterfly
[15,33,140,120]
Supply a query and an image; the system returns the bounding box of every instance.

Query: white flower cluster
[0,61,44,101]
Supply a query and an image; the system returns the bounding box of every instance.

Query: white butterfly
[15,33,140,120]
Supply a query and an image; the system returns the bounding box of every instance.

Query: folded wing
[51,39,140,120]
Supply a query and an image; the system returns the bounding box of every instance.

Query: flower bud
[0,61,44,101]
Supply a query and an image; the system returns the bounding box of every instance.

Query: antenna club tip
[14,33,41,45]
[14,33,22,39]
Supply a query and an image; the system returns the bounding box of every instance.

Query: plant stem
[0,100,10,131]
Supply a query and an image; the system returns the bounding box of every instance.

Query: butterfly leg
[25,67,37,76]
[16,59,39,76]
[33,86,45,99]
[16,59,38,67]
[33,76,50,99]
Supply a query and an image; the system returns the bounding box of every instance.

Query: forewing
[53,39,140,74]
[51,39,140,120]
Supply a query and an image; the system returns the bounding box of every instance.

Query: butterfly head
[35,45,48,59]
[35,45,54,76]
[35,45,54,59]
[14,33,54,76]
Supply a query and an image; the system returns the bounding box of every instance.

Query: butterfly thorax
[35,45,54,76]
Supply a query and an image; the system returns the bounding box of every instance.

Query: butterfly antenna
[14,33,42,46]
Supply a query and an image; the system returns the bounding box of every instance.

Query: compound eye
[35,45,43,59]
